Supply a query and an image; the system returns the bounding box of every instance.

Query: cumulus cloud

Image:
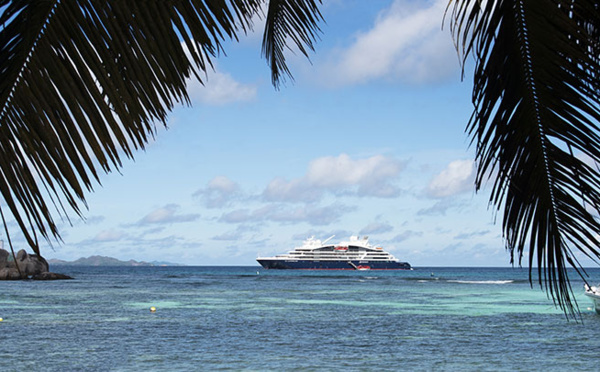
[307,154,404,196]
[194,176,243,208]
[93,229,127,242]
[263,154,404,202]
[263,177,323,203]
[323,0,458,86]
[187,68,257,106]
[138,204,200,225]
[427,159,474,198]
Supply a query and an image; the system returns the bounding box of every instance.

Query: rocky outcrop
[0,248,72,280]
[31,272,73,280]
[0,267,22,280]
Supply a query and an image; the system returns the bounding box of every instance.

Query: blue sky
[11,0,593,267]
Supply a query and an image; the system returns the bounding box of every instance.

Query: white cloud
[187,68,257,106]
[263,154,404,202]
[219,209,253,224]
[427,159,474,198]
[194,176,242,208]
[323,0,457,85]
[93,229,126,242]
[307,154,402,188]
[139,204,200,225]
[208,175,238,192]
[263,177,323,203]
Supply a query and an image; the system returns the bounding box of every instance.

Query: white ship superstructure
[257,235,411,270]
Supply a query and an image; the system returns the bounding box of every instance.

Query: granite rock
[31,272,73,280]
[0,248,54,279]
[0,267,22,280]
[0,249,8,265]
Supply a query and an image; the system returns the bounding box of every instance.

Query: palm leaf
[261,0,323,88]
[0,0,262,257]
[448,0,600,316]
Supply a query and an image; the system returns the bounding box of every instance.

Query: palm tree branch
[0,1,261,256]
[448,0,600,316]
[261,0,323,88]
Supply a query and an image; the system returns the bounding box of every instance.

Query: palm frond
[448,0,600,316]
[0,0,261,257]
[261,0,323,88]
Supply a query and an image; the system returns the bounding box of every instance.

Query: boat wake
[448,280,514,285]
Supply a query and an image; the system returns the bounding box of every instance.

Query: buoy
[150,306,156,313]
[0,317,3,322]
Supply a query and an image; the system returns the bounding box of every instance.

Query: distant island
[48,255,181,267]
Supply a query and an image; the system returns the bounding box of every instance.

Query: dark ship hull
[257,259,411,270]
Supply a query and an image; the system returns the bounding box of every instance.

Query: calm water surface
[1,266,599,371]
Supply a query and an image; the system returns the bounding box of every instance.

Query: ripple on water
[0,266,598,371]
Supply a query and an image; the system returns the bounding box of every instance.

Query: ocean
[1,266,599,371]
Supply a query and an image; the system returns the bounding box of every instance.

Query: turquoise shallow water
[1,266,599,371]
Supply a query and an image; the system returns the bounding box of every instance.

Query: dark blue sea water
[1,266,599,371]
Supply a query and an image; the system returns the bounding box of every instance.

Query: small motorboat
[584,283,600,314]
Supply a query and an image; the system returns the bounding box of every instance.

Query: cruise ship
[257,235,411,270]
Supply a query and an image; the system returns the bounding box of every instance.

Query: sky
[6,0,595,267]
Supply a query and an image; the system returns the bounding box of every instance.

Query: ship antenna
[322,235,335,245]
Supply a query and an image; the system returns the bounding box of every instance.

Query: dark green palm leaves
[0,0,321,258]
[448,0,600,316]
[262,0,323,88]
[0,0,252,257]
